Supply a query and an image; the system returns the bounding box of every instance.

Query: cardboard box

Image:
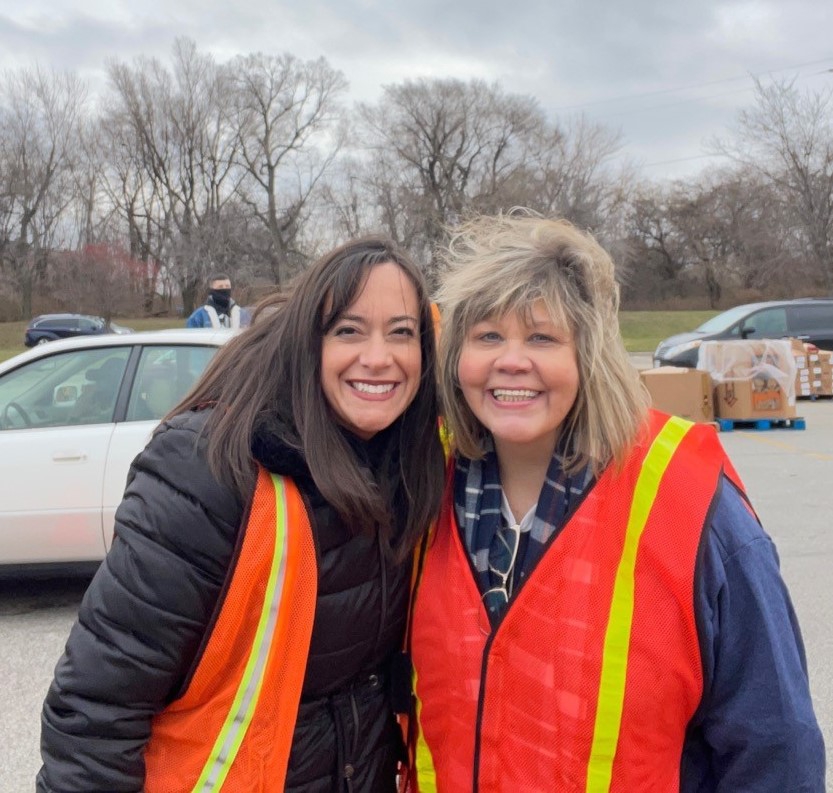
[789,337,807,354]
[700,339,795,382]
[713,377,795,420]
[795,342,833,395]
[640,367,714,422]
[699,339,796,408]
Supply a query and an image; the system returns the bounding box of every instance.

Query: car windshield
[695,304,762,334]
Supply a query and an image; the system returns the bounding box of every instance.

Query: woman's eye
[333,325,358,337]
[530,333,556,343]
[479,331,502,342]
[392,326,416,337]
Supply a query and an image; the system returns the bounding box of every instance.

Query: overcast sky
[1,0,831,180]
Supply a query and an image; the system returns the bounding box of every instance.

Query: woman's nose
[359,335,393,368]
[494,341,532,372]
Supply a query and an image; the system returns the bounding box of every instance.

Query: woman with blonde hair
[408,213,823,792]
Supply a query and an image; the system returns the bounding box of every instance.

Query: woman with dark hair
[38,237,446,793]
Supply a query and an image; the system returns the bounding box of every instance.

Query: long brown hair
[176,236,445,559]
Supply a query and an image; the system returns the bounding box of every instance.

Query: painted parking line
[733,431,833,460]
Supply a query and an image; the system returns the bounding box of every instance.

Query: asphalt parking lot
[633,353,832,785]
[715,395,833,759]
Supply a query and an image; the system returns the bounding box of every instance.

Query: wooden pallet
[715,416,806,432]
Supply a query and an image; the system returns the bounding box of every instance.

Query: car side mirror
[54,385,78,405]
[741,326,756,339]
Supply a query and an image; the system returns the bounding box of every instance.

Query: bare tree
[668,181,732,307]
[358,78,545,278]
[715,77,833,290]
[527,115,630,234]
[105,39,241,314]
[66,117,121,251]
[703,168,801,294]
[0,66,86,317]
[624,184,690,305]
[625,166,810,308]
[317,162,373,241]
[50,243,145,321]
[228,52,347,285]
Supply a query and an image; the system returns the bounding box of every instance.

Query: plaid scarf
[454,436,594,627]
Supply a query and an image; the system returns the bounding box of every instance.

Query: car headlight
[661,339,702,361]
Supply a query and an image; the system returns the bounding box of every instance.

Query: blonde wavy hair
[436,211,648,475]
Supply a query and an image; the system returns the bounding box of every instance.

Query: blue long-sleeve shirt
[680,475,826,791]
[499,472,825,790]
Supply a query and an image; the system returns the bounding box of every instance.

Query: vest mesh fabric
[144,470,318,793]
[412,414,728,793]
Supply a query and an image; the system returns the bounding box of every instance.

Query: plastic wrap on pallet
[697,339,797,404]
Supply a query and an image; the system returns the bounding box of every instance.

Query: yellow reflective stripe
[413,667,438,793]
[192,474,289,792]
[586,416,692,793]
[439,421,452,461]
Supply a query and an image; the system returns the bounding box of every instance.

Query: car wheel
[36,337,51,345]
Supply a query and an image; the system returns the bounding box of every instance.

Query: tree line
[1,38,831,321]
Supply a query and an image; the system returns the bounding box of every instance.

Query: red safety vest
[410,412,743,793]
[144,467,318,792]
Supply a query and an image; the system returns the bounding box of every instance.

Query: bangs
[456,274,575,338]
[321,252,424,334]
[321,264,371,332]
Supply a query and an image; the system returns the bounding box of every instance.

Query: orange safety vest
[144,467,318,793]
[410,412,743,793]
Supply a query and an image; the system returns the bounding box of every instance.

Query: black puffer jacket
[38,409,413,792]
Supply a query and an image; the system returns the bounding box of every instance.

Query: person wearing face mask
[186,274,244,329]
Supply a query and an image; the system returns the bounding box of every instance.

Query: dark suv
[24,314,133,347]
[653,298,833,367]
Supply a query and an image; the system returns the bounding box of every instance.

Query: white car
[0,328,236,568]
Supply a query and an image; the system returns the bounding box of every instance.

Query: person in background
[186,273,246,328]
[408,212,825,792]
[38,236,445,792]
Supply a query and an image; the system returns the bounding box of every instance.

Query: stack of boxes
[792,340,833,398]
[699,339,796,421]
[820,351,833,396]
[793,339,817,398]
[641,339,833,422]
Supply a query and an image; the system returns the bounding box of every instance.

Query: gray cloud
[0,0,830,179]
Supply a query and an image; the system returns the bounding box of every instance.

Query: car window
[741,307,788,337]
[125,344,218,422]
[789,303,833,332]
[78,317,102,331]
[39,318,67,330]
[696,304,758,333]
[0,347,130,431]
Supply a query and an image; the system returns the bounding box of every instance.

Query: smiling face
[321,262,422,440]
[457,300,580,461]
